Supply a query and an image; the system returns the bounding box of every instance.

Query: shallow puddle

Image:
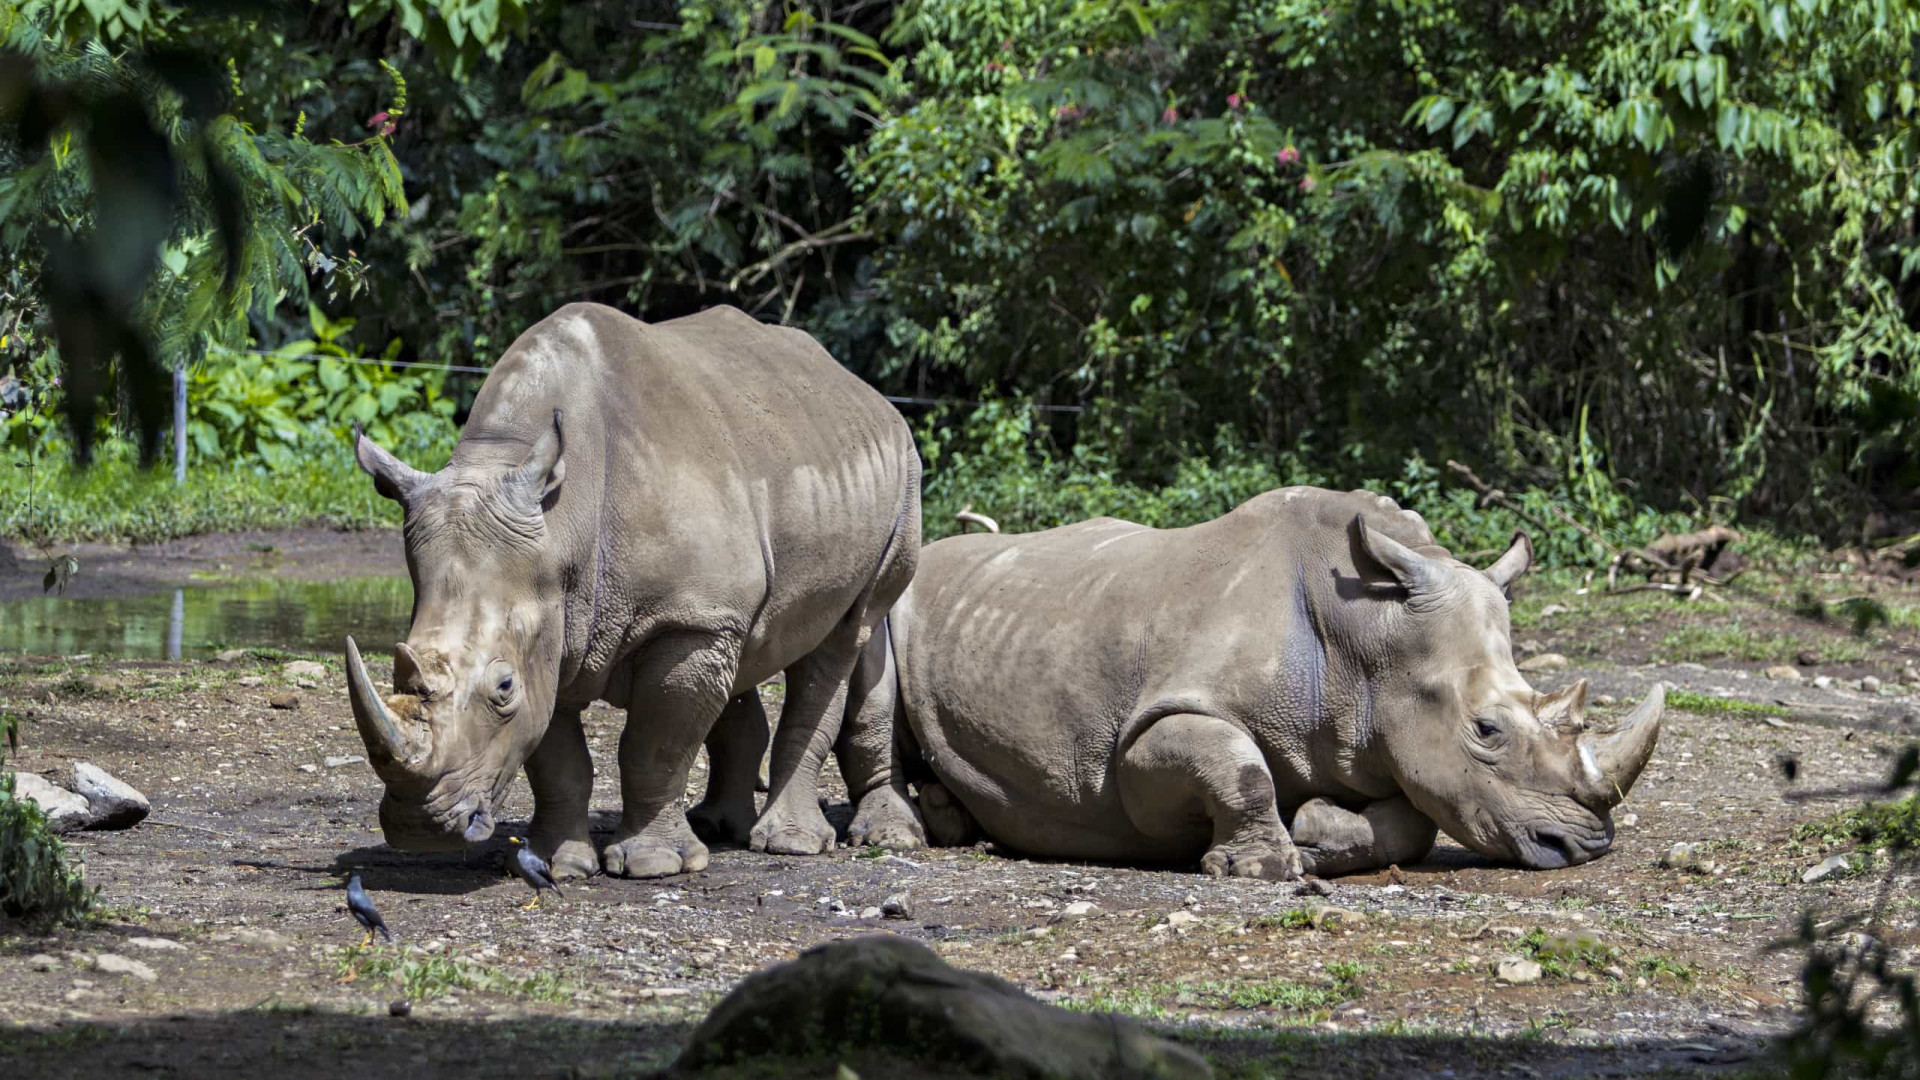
[0,576,411,659]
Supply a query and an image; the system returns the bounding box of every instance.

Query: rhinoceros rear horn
[354,425,429,503]
[346,635,428,772]
[509,408,565,508]
[1576,682,1664,808]
[1483,531,1533,593]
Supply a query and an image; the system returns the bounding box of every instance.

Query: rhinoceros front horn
[346,635,426,772]
[1576,682,1664,809]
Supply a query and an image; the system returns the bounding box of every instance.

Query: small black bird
[345,872,393,946]
[508,838,563,909]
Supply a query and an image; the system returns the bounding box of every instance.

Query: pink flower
[1227,93,1242,110]
[1056,104,1082,120]
[1276,146,1299,166]
[367,111,389,128]
[1162,107,1178,124]
[1298,176,1316,193]
[985,61,1005,73]
[51,376,60,387]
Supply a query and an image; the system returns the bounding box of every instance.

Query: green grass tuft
[1665,690,1789,718]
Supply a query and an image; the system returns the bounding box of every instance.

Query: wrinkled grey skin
[851,487,1663,878]
[345,303,922,879]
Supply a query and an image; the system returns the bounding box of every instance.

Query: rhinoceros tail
[955,505,1000,534]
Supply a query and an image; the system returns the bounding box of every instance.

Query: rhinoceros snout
[1520,823,1614,869]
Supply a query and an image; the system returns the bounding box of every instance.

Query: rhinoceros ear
[355,425,428,503]
[509,408,566,510]
[1355,516,1438,595]
[1535,679,1588,731]
[1482,531,1533,596]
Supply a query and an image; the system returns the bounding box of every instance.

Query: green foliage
[0,751,98,928]
[0,432,431,542]
[336,944,572,1002]
[1663,690,1788,718]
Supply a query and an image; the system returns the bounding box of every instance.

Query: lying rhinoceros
[344,303,922,878]
[849,487,1663,877]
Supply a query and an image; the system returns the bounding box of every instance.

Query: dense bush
[0,754,97,928]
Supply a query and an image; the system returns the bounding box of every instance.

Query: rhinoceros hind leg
[1290,795,1436,877]
[1119,713,1302,881]
[525,707,600,879]
[689,691,769,846]
[839,620,925,850]
[917,782,977,847]
[751,635,862,856]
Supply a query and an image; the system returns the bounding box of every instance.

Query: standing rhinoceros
[344,302,921,879]
[849,487,1663,877]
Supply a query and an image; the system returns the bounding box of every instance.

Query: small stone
[1812,676,1834,690]
[28,953,59,971]
[1602,964,1626,981]
[857,906,883,920]
[1861,676,1883,693]
[1676,662,1708,672]
[1802,855,1851,884]
[1592,694,1617,708]
[269,693,300,710]
[1296,877,1335,897]
[237,676,265,688]
[1495,956,1543,984]
[324,755,365,769]
[389,999,412,1017]
[231,928,293,950]
[1309,904,1363,931]
[1569,1027,1603,1040]
[1661,842,1695,870]
[72,762,150,829]
[1765,665,1802,682]
[1539,604,1569,618]
[1616,812,1639,828]
[882,892,914,920]
[1518,653,1569,672]
[282,660,327,681]
[1165,910,1200,932]
[8,772,91,832]
[215,649,248,663]
[1054,900,1100,923]
[1795,649,1820,667]
[93,954,157,982]
[125,937,185,952]
[297,764,317,774]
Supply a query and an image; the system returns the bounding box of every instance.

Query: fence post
[173,367,186,484]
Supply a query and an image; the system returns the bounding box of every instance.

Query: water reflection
[0,576,413,660]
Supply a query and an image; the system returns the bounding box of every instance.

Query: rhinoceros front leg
[523,706,600,880]
[1289,795,1437,878]
[1118,713,1303,881]
[688,691,768,846]
[604,631,736,878]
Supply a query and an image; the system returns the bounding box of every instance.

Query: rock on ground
[1517,653,1568,672]
[282,660,326,681]
[92,954,158,982]
[8,771,92,833]
[72,762,150,830]
[1495,957,1543,985]
[671,934,1210,1079]
[1802,855,1850,884]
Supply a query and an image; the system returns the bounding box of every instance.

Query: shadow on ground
[0,1010,1779,1079]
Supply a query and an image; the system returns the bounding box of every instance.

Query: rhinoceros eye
[484,661,518,711]
[1473,716,1502,741]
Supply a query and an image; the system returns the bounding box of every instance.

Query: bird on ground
[345,872,393,946]
[508,837,564,909]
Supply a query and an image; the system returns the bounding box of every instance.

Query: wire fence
[207,346,1086,413]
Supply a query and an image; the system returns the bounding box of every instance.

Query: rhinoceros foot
[687,793,758,847]
[603,824,710,878]
[917,781,978,847]
[846,785,927,851]
[536,837,600,881]
[748,798,837,856]
[1200,838,1303,881]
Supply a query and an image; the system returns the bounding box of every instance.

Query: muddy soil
[1,527,407,601]
[3,531,1918,1079]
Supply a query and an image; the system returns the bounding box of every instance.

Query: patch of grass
[0,749,97,927]
[1635,955,1697,985]
[1664,690,1789,718]
[1798,796,1920,853]
[334,947,573,1003]
[1657,622,1868,664]
[1246,908,1315,931]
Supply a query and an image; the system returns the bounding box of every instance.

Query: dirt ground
[3,528,1918,1079]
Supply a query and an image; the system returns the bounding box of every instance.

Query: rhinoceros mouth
[1520,822,1613,869]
